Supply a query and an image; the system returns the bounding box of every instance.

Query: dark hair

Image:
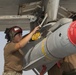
[4,28,11,42]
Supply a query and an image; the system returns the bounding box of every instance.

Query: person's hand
[32,26,40,34]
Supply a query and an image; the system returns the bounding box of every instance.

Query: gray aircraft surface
[0,0,76,75]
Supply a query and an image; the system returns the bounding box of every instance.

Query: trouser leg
[2,71,22,75]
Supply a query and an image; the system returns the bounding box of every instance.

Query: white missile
[22,18,76,73]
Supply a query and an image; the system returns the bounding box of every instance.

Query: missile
[22,18,76,73]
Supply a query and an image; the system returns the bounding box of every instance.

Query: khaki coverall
[3,42,24,75]
[48,54,76,75]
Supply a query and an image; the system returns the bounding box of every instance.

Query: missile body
[23,18,76,71]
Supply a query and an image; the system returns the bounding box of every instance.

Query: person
[3,25,40,75]
[48,54,76,75]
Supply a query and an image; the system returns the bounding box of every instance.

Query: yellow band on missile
[41,38,51,60]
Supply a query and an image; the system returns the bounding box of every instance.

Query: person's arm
[15,26,40,50]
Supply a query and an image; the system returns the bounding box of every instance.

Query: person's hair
[4,26,22,42]
[4,28,11,42]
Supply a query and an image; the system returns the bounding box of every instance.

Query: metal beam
[0,15,37,22]
[0,15,37,31]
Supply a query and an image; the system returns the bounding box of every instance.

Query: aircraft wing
[0,0,76,31]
